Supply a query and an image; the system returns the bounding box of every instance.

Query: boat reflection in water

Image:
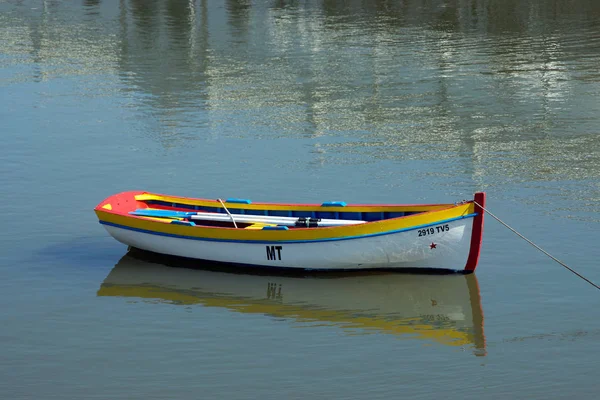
[98,249,486,356]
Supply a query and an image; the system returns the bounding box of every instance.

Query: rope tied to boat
[218,198,238,228]
[474,201,600,291]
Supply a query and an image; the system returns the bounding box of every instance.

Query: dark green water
[1,1,599,398]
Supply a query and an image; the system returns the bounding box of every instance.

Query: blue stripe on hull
[100,213,477,244]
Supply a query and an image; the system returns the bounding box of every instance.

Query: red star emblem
[430,242,437,249]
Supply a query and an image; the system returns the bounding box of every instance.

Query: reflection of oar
[130,209,366,227]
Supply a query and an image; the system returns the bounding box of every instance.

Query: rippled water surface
[1,1,599,399]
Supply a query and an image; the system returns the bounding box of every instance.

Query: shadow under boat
[97,248,486,356]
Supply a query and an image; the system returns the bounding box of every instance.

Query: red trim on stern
[464,192,485,272]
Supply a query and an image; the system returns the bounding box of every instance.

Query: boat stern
[464,192,485,272]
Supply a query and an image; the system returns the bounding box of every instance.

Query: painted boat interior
[129,194,457,229]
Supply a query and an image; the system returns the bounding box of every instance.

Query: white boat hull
[102,216,473,270]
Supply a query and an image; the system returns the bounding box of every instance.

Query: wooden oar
[130,209,366,227]
[217,198,237,228]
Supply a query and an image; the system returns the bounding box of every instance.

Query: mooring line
[474,201,600,291]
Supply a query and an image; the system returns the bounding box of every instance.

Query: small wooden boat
[94,191,485,272]
[98,249,486,355]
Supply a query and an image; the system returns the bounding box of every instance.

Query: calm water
[1,0,600,398]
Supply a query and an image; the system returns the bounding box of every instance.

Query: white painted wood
[189,212,365,226]
[130,209,366,226]
[102,217,474,271]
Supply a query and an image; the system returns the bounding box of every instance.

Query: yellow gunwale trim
[95,201,475,242]
[134,193,453,213]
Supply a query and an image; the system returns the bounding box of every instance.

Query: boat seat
[244,222,277,230]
